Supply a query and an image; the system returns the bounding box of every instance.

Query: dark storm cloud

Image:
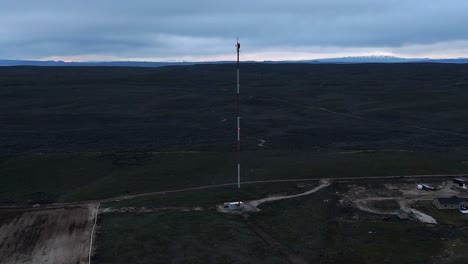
[1,0,467,60]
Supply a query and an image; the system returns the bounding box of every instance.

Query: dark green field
[1,150,466,204]
[2,64,468,263]
[94,211,286,264]
[2,64,468,204]
[2,64,468,155]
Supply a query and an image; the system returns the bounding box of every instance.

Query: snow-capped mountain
[309,56,468,64]
[314,56,418,63]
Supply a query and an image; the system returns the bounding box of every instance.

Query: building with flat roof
[453,178,467,186]
[432,196,468,210]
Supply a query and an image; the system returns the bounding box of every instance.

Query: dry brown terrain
[0,204,98,264]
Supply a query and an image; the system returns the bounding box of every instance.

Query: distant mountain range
[309,56,468,64]
[1,56,468,67]
[0,60,195,67]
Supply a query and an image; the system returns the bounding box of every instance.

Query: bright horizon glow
[35,40,468,62]
[36,52,468,63]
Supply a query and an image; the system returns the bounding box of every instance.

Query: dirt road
[247,179,331,209]
[94,173,468,205]
[1,173,465,210]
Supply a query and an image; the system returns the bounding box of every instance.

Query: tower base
[223,201,244,211]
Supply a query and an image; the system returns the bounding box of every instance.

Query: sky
[1,0,468,62]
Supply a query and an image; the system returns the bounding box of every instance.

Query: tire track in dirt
[242,214,309,264]
[247,179,331,210]
[89,203,99,264]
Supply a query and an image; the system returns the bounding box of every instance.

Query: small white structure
[223,201,244,211]
[417,184,435,191]
[460,206,468,214]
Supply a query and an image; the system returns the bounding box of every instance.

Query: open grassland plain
[0,204,98,264]
[2,64,468,156]
[2,64,468,263]
[323,219,468,264]
[251,186,336,263]
[2,64,468,205]
[0,150,466,205]
[93,211,285,264]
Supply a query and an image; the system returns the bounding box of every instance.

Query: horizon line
[2,55,468,64]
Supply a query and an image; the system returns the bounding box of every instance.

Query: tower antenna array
[236,38,241,204]
[223,38,244,211]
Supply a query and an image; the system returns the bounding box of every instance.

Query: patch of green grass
[3,64,468,205]
[94,211,285,264]
[0,153,114,204]
[323,220,468,264]
[0,150,466,204]
[252,187,336,262]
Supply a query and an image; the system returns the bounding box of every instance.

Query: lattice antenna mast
[236,38,241,202]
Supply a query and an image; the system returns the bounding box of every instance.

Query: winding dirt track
[90,173,468,205]
[242,214,309,264]
[248,179,331,208]
[354,197,402,215]
[1,173,466,210]
[76,173,468,205]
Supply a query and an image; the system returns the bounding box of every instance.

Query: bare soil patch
[372,199,400,211]
[337,180,468,224]
[0,204,98,264]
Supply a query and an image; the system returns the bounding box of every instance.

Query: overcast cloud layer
[1,0,468,61]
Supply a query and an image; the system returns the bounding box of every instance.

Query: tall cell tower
[224,38,244,211]
[236,38,241,203]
